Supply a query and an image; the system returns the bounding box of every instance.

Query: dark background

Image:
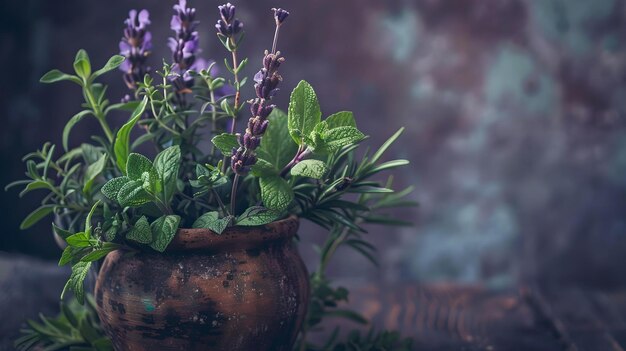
[2,0,626,292]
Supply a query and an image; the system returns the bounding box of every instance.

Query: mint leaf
[40,69,81,85]
[323,126,365,153]
[193,211,233,234]
[116,180,152,207]
[236,206,280,226]
[259,176,294,212]
[52,223,73,240]
[101,176,130,200]
[114,96,148,174]
[257,109,299,170]
[80,243,118,262]
[73,49,91,80]
[83,153,107,193]
[288,80,321,145]
[211,133,239,155]
[65,232,90,248]
[251,158,278,177]
[154,145,181,202]
[291,159,328,179]
[63,110,93,151]
[325,111,356,129]
[126,216,152,244]
[62,261,92,304]
[149,215,181,252]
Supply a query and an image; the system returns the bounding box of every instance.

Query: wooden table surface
[329,284,626,351]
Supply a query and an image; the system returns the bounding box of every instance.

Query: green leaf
[149,215,181,252]
[211,133,239,155]
[371,127,404,164]
[257,109,299,170]
[236,206,280,226]
[154,145,181,202]
[73,49,91,79]
[259,176,294,212]
[83,153,107,193]
[52,223,73,240]
[325,111,356,129]
[92,55,125,78]
[291,159,328,179]
[62,261,92,304]
[114,96,148,174]
[59,246,80,266]
[192,211,233,234]
[126,216,152,244]
[101,176,130,200]
[66,232,90,248]
[63,110,93,151]
[322,126,365,153]
[250,158,278,177]
[126,153,160,194]
[18,180,54,197]
[40,69,81,85]
[288,80,322,145]
[80,246,117,262]
[20,205,54,230]
[116,180,152,207]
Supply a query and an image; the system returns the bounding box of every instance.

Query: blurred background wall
[2,0,626,290]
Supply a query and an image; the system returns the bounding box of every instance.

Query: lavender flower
[231,9,288,175]
[119,9,152,90]
[215,3,243,38]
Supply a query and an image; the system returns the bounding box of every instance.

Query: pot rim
[165,215,299,252]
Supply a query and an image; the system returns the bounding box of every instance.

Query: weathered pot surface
[95,216,309,351]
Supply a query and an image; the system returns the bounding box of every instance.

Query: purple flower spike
[231,8,289,176]
[215,3,243,38]
[272,8,289,25]
[119,9,152,90]
[218,3,236,22]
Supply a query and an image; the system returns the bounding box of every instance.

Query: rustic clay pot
[95,216,309,351]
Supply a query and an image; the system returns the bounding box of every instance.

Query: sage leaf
[288,80,321,145]
[114,96,148,174]
[126,153,160,194]
[149,215,181,252]
[325,111,356,129]
[259,176,293,212]
[192,211,232,234]
[116,180,152,207]
[126,216,152,244]
[101,176,130,200]
[236,206,280,226]
[20,205,54,230]
[154,145,181,202]
[211,133,239,155]
[291,159,328,179]
[62,110,93,151]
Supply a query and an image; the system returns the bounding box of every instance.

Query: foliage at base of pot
[9,1,416,350]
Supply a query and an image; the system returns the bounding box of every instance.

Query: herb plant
[9,2,414,350]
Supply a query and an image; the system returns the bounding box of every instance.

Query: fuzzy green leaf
[93,55,125,78]
[83,153,107,193]
[259,176,293,212]
[322,126,365,153]
[101,176,130,200]
[116,180,152,207]
[251,158,278,177]
[288,80,321,145]
[20,205,54,230]
[154,145,181,202]
[236,206,280,226]
[114,96,148,174]
[291,159,328,179]
[325,111,356,129]
[62,261,91,304]
[73,49,91,80]
[149,215,181,252]
[192,211,232,234]
[257,109,298,170]
[62,110,93,151]
[126,153,160,194]
[126,216,152,244]
[211,133,239,155]
[40,69,81,85]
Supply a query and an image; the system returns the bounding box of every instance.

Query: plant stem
[280,147,311,177]
[229,38,241,133]
[84,84,114,143]
[230,174,240,214]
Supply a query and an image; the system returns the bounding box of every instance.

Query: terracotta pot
[95,216,309,351]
